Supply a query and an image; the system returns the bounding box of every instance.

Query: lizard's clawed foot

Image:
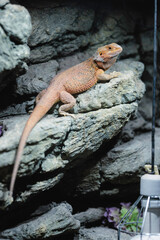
[109,71,121,78]
[60,112,76,119]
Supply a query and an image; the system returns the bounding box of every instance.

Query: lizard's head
[93,43,123,70]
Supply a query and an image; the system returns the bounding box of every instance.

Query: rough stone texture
[0,0,158,121]
[16,60,59,95]
[0,1,158,239]
[74,227,130,240]
[74,208,105,226]
[0,98,35,118]
[0,4,31,44]
[62,125,160,201]
[101,129,160,185]
[119,113,148,142]
[73,161,101,197]
[0,202,80,239]
[0,0,9,7]
[0,2,32,90]
[20,1,140,64]
[0,61,145,206]
[28,5,95,63]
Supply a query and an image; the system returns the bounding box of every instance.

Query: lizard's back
[51,58,98,94]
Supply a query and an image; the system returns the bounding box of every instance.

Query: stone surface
[0,2,32,90]
[0,0,9,7]
[28,5,95,63]
[0,1,159,239]
[0,202,80,239]
[22,1,141,64]
[74,161,101,197]
[68,128,160,200]
[74,227,130,240]
[0,60,145,206]
[0,4,32,44]
[101,129,160,186]
[74,208,105,226]
[120,113,147,142]
[16,60,59,95]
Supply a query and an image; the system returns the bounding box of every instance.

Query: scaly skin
[9,43,122,197]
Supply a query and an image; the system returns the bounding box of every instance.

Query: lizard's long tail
[9,91,59,197]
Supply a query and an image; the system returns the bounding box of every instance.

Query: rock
[0,98,35,118]
[74,161,101,197]
[0,4,32,44]
[72,131,160,200]
[15,173,64,203]
[120,113,147,142]
[0,0,9,7]
[139,30,154,64]
[0,61,145,206]
[107,59,144,78]
[0,2,32,90]
[74,227,130,240]
[28,5,95,63]
[101,129,160,186]
[138,96,153,121]
[120,40,140,60]
[74,208,105,226]
[16,60,59,95]
[0,202,80,240]
[58,51,92,72]
[23,2,141,64]
[140,30,153,53]
[73,61,145,114]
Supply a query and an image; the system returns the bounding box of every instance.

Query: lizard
[9,43,123,197]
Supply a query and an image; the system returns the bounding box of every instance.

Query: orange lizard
[9,43,122,197]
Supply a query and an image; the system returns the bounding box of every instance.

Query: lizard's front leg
[59,91,76,118]
[96,69,121,82]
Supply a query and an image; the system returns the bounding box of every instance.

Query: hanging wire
[151,0,157,174]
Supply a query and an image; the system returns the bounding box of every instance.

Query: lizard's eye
[100,52,102,56]
[108,47,112,50]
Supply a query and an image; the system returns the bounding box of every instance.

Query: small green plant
[120,203,142,232]
[103,202,142,232]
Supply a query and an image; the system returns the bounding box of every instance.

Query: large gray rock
[0,2,32,90]
[101,129,160,186]
[23,1,140,64]
[66,125,160,200]
[0,0,9,7]
[74,227,130,240]
[0,202,80,239]
[16,60,59,95]
[28,5,95,63]
[74,208,105,226]
[0,61,145,206]
[0,4,31,44]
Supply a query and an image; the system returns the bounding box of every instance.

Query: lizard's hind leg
[59,91,76,118]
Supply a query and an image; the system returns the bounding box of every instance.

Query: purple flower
[0,126,3,137]
[104,207,120,227]
[120,202,131,209]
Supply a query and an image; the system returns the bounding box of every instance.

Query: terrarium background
[0,0,160,239]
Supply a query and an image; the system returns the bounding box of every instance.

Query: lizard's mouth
[108,48,123,58]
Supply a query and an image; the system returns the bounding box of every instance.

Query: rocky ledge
[0,203,131,240]
[0,60,145,207]
[0,0,32,90]
[0,60,146,239]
